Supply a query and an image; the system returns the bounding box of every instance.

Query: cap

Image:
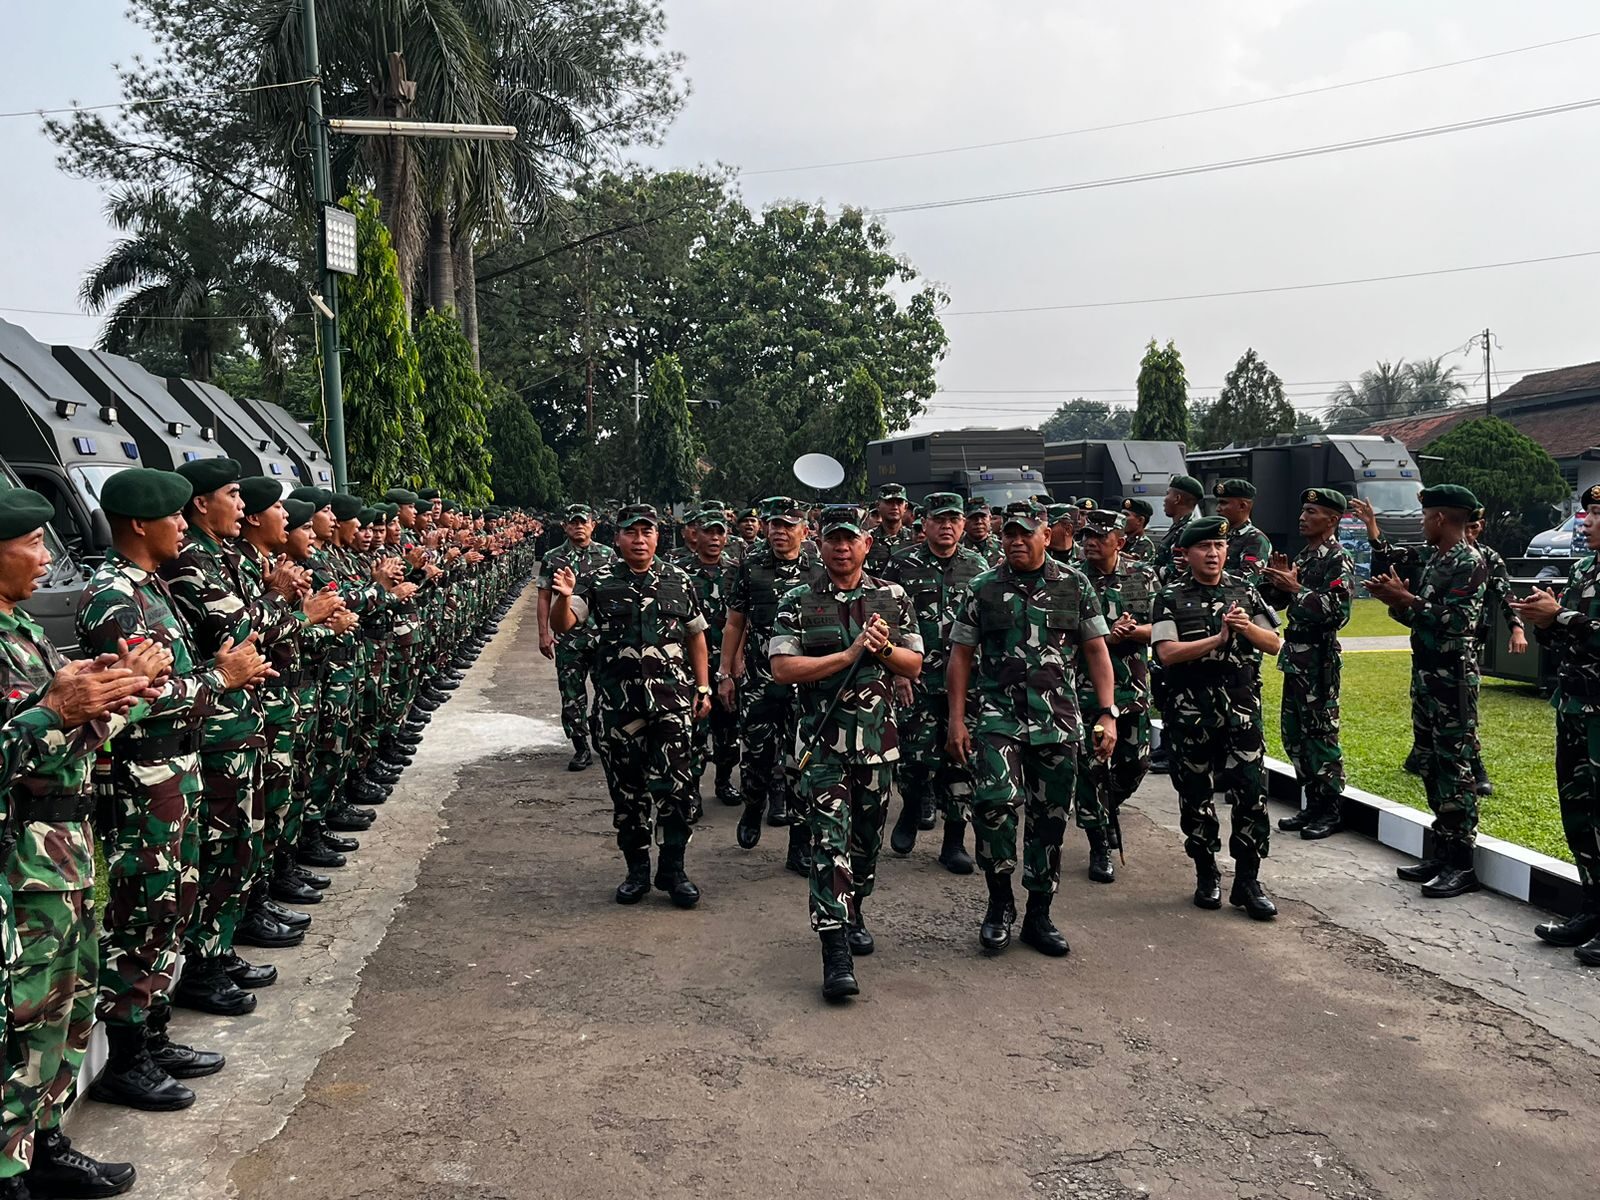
[877,484,908,502]
[101,468,192,520]
[700,498,729,512]
[1417,483,1478,512]
[384,487,420,506]
[1169,474,1205,501]
[1121,498,1153,520]
[1214,478,1256,499]
[819,505,866,536]
[616,503,659,528]
[0,488,56,541]
[699,510,729,531]
[999,499,1047,531]
[760,496,806,524]
[175,457,241,497]
[923,491,964,517]
[965,499,991,516]
[1178,516,1230,548]
[282,498,316,532]
[1083,509,1128,537]
[562,503,594,522]
[1046,503,1074,525]
[288,486,333,509]
[1301,487,1347,513]
[330,493,364,522]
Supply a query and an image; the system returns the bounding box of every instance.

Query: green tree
[1130,339,1190,443]
[486,379,561,508]
[1039,398,1135,442]
[700,398,789,503]
[828,367,888,495]
[336,192,429,493]
[1324,356,1467,433]
[1295,409,1326,437]
[639,354,697,508]
[416,308,494,503]
[1198,348,1295,449]
[1421,416,1567,553]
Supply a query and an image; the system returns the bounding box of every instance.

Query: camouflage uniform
[1535,551,1600,891]
[1155,512,1193,583]
[569,559,707,851]
[864,525,916,576]
[1225,520,1272,588]
[1122,532,1157,562]
[1471,540,1523,782]
[769,576,920,930]
[962,532,1003,567]
[1150,572,1280,864]
[950,559,1109,893]
[539,540,616,746]
[683,553,739,798]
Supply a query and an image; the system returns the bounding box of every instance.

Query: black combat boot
[846,900,875,956]
[1576,934,1600,966]
[1020,891,1070,956]
[1535,886,1600,947]
[1278,806,1312,832]
[1300,805,1344,840]
[615,848,651,905]
[0,1177,29,1200]
[261,897,311,929]
[1086,828,1115,884]
[173,956,258,1016]
[765,785,791,827]
[297,825,346,869]
[979,872,1016,954]
[293,863,331,890]
[653,846,701,909]
[566,737,592,772]
[271,851,322,904]
[1473,755,1494,797]
[1397,854,1446,883]
[735,799,764,849]
[784,821,812,876]
[347,773,386,806]
[918,793,938,830]
[1421,841,1482,898]
[1193,853,1223,910]
[888,795,921,856]
[322,828,360,853]
[326,801,375,832]
[235,901,305,949]
[1403,744,1427,775]
[88,1023,195,1112]
[714,763,742,806]
[221,949,277,989]
[1228,859,1278,921]
[25,1128,136,1198]
[819,929,859,1001]
[145,1003,224,1080]
[938,819,975,875]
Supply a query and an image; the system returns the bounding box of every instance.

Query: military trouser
[1281,657,1345,815]
[1073,706,1151,830]
[799,761,892,931]
[970,734,1076,896]
[740,675,798,819]
[1168,688,1269,863]
[187,749,262,958]
[98,754,202,1027]
[555,638,595,745]
[595,702,696,852]
[1,890,95,1178]
[896,690,974,823]
[1410,657,1479,847]
[309,670,358,822]
[1555,711,1600,889]
[690,697,739,785]
[256,717,297,884]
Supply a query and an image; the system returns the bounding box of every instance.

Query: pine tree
[639,354,698,508]
[1130,338,1190,444]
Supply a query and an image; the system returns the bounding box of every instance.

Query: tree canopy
[1039,399,1134,443]
[1323,357,1467,433]
[1421,415,1568,553]
[1196,348,1295,450]
[638,354,698,509]
[1130,339,1189,444]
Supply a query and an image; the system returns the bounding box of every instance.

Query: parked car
[1525,515,1581,558]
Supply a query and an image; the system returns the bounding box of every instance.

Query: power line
[745,31,1600,175]
[0,305,311,322]
[873,97,1600,215]
[928,368,1554,397]
[0,77,319,121]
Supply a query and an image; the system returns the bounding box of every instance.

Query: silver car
[1525,515,1581,558]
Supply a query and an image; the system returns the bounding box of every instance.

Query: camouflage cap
[1121,497,1154,519]
[1178,515,1230,548]
[1046,503,1074,525]
[175,456,241,496]
[616,503,660,528]
[282,498,316,532]
[876,483,909,502]
[700,498,729,512]
[1301,487,1347,512]
[698,509,730,531]
[923,491,964,517]
[1214,478,1256,499]
[238,475,285,516]
[1169,474,1205,501]
[288,485,333,509]
[101,468,192,520]
[1083,509,1128,537]
[562,503,594,522]
[0,487,56,541]
[999,499,1048,532]
[330,493,364,522]
[1417,483,1478,512]
[760,495,806,524]
[819,504,867,536]
[965,499,992,516]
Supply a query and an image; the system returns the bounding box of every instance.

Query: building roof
[1362,407,1479,450]
[1495,361,1600,403]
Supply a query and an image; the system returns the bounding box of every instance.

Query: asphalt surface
[73,588,1600,1199]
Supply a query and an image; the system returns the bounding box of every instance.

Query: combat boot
[714,764,742,806]
[296,826,346,869]
[261,896,311,929]
[938,819,975,875]
[1421,842,1482,898]
[1193,853,1223,910]
[1020,891,1070,956]
[784,821,812,876]
[1228,860,1278,921]
[1473,756,1494,797]
[293,864,331,890]
[566,737,592,772]
[653,846,701,909]
[326,801,375,832]
[1397,851,1446,883]
[1576,934,1600,966]
[979,872,1016,954]
[0,1177,29,1200]
[819,929,859,1001]
[221,950,277,989]
[235,902,305,949]
[1300,806,1344,840]
[145,1004,224,1080]
[847,900,875,956]
[271,851,322,904]
[1535,887,1600,946]
[25,1129,135,1199]
[1086,828,1115,884]
[918,793,938,830]
[735,800,764,849]
[1278,806,1312,832]
[322,829,360,853]
[1403,745,1427,775]
[347,774,386,806]
[765,786,791,827]
[88,1023,195,1112]
[888,795,921,855]
[615,848,651,905]
[174,957,258,1016]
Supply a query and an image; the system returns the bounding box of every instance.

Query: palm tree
[1323,357,1471,433]
[1402,355,1467,411]
[81,186,300,385]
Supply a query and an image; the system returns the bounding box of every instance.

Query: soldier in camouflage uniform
[1464,507,1528,796]
[1157,475,1203,582]
[1214,479,1272,587]
[682,509,740,809]
[1152,516,1283,920]
[1120,499,1157,562]
[1046,504,1080,567]
[1366,484,1489,898]
[538,505,614,771]
[77,468,267,1111]
[1074,509,1158,883]
[726,506,762,566]
[1262,489,1355,841]
[550,504,711,909]
[961,501,1003,566]
[1514,483,1600,962]
[880,492,986,872]
[769,505,922,1000]
[864,484,915,575]
[947,500,1117,959]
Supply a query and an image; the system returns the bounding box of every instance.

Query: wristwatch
[696,684,713,696]
[876,643,895,660]
[1096,705,1120,720]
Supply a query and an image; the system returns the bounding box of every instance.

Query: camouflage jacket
[538,540,616,650]
[1536,552,1600,715]
[1225,520,1272,587]
[1262,537,1353,677]
[236,540,326,717]
[880,543,987,693]
[569,558,708,714]
[1388,539,1486,670]
[1075,554,1158,714]
[160,527,268,750]
[961,533,1003,567]
[1476,542,1524,640]
[725,538,756,565]
[865,526,916,575]
[1123,532,1157,562]
[769,574,921,764]
[1151,571,1279,692]
[76,550,225,747]
[1156,512,1194,583]
[727,544,821,683]
[1048,543,1084,568]
[683,554,734,658]
[950,558,1110,746]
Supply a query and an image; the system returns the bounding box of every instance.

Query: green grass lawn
[1342,598,1408,639]
[1260,651,1569,863]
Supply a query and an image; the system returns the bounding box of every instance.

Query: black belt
[1178,662,1253,688]
[17,791,95,823]
[326,645,356,664]
[272,669,307,690]
[119,730,201,761]
[1559,673,1600,699]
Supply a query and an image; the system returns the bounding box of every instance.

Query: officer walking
[537,505,615,771]
[682,507,741,809]
[961,502,1003,566]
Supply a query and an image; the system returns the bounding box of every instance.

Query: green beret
[101,468,192,520]
[176,457,241,497]
[1583,484,1600,508]
[330,493,364,521]
[1417,483,1478,512]
[441,500,457,513]
[282,498,316,531]
[1169,475,1204,501]
[1083,509,1127,537]
[239,476,284,516]
[288,486,333,509]
[819,505,865,536]
[417,488,441,501]
[1046,503,1074,525]
[1178,516,1230,548]
[384,488,420,506]
[1077,497,1098,511]
[0,488,57,541]
[1300,487,1347,513]
[357,507,379,527]
[1121,498,1153,520]
[1214,478,1256,499]
[737,506,759,520]
[923,491,964,517]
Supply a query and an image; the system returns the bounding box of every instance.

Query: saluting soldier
[864,484,915,574]
[537,504,615,772]
[769,505,922,1000]
[1262,489,1355,841]
[1120,499,1157,561]
[1214,479,1272,587]
[683,507,741,809]
[549,504,711,909]
[1152,516,1283,920]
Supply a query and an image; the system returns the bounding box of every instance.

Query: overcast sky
[4,1,1597,436]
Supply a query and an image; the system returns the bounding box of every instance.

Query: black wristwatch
[1096,705,1120,720]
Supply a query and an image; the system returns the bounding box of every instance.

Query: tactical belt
[1179,662,1253,688]
[1558,673,1600,699]
[326,645,357,664]
[18,791,95,823]
[271,669,307,690]
[120,731,201,762]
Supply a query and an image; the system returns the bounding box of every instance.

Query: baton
[793,619,885,774]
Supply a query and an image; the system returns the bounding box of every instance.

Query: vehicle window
[972,483,1048,508]
[1356,480,1423,515]
[69,464,134,510]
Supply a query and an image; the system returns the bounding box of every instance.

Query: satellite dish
[793,453,845,493]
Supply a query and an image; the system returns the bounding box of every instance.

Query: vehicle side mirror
[88,508,113,555]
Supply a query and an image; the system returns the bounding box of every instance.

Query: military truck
[1186,434,1425,560]
[54,344,223,473]
[866,428,1049,509]
[167,378,301,491]
[1042,439,1187,535]
[0,458,87,656]
[231,394,335,489]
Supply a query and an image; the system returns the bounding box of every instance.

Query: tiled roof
[1362,407,1478,450]
[1364,397,1600,460]
[1496,361,1600,402]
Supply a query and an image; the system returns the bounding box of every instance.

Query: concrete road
[74,590,1600,1199]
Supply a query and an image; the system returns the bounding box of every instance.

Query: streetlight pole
[300,0,348,491]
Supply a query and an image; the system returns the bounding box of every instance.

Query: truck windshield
[972,482,1047,509]
[1357,479,1423,515]
[69,464,134,512]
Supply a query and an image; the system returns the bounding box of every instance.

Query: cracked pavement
[73,588,1600,1198]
